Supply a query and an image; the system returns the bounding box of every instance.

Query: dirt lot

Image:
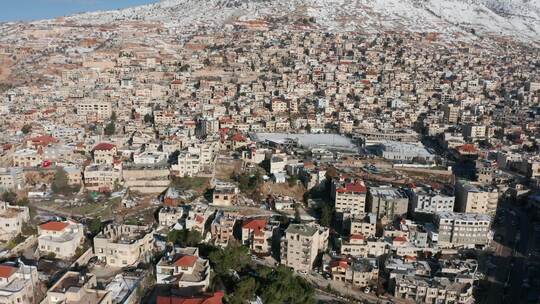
[29,193,158,224]
[0,54,14,82]
[214,154,242,181]
[260,182,306,202]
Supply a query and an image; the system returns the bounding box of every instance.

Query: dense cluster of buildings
[0,6,538,303]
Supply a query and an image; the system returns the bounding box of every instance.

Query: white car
[364,287,371,294]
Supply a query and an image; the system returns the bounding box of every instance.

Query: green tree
[144,114,154,124]
[88,217,103,235]
[51,167,74,195]
[110,111,117,121]
[208,242,250,275]
[294,205,302,223]
[15,197,29,206]
[259,266,315,304]
[1,190,17,203]
[320,204,334,228]
[238,174,251,191]
[21,124,32,134]
[167,229,202,247]
[288,176,298,187]
[104,121,115,135]
[227,277,257,304]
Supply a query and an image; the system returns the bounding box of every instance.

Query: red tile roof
[336,182,367,193]
[330,259,349,269]
[174,255,198,268]
[195,215,205,224]
[456,144,479,155]
[231,133,246,142]
[93,143,116,151]
[394,236,407,242]
[242,218,267,231]
[156,291,224,304]
[29,135,58,146]
[0,265,17,279]
[350,233,365,240]
[40,221,69,232]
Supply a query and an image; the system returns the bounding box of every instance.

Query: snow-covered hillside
[64,0,540,42]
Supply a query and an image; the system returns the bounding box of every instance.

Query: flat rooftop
[253,133,357,151]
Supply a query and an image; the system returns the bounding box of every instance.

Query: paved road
[481,203,540,304]
[252,256,405,304]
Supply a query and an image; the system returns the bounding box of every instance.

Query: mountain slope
[64,0,540,42]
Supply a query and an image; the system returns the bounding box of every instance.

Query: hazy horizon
[0,0,158,22]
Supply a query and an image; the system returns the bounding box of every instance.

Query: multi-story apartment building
[38,220,85,259]
[154,110,176,126]
[12,149,41,167]
[392,273,474,304]
[454,180,498,214]
[211,183,238,207]
[0,168,24,191]
[241,218,278,255]
[210,211,238,247]
[0,201,29,241]
[0,261,38,304]
[462,124,486,141]
[158,206,185,228]
[367,186,409,222]
[43,271,111,304]
[83,163,121,192]
[281,224,329,272]
[93,224,154,267]
[349,213,377,238]
[271,98,288,112]
[156,247,210,291]
[171,151,201,177]
[92,143,117,164]
[341,235,389,258]
[334,182,368,218]
[184,204,215,235]
[339,120,354,134]
[443,103,460,124]
[435,212,491,248]
[64,166,83,186]
[76,100,113,121]
[411,186,455,214]
[330,258,379,288]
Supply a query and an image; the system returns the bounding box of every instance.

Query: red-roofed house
[228,133,250,150]
[92,143,117,164]
[241,218,277,255]
[393,236,408,246]
[329,258,379,288]
[27,135,58,148]
[156,247,211,291]
[0,265,17,280]
[185,204,213,235]
[38,220,85,259]
[334,181,367,217]
[0,262,38,303]
[456,143,479,156]
[156,291,224,304]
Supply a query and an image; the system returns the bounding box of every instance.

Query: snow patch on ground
[63,0,540,42]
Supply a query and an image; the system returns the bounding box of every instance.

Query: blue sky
[0,0,158,22]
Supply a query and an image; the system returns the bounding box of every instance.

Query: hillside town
[0,8,539,304]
